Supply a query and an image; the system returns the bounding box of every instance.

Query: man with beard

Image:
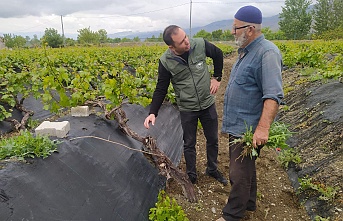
[144,25,228,186]
[217,5,284,221]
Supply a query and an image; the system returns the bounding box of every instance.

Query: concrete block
[71,106,90,117]
[35,121,70,138]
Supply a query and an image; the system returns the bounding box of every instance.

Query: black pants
[179,104,218,179]
[222,135,262,221]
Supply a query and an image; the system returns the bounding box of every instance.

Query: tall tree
[312,0,333,35]
[65,38,76,46]
[97,29,108,44]
[133,36,141,42]
[41,28,63,48]
[332,0,343,27]
[193,29,211,40]
[3,34,26,48]
[30,34,41,47]
[77,27,100,45]
[211,29,223,41]
[121,37,132,43]
[220,30,234,41]
[279,0,312,39]
[262,27,274,40]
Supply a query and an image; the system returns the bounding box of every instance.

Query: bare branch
[88,99,197,202]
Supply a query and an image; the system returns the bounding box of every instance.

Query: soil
[165,54,343,221]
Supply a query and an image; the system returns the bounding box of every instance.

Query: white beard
[235,31,248,48]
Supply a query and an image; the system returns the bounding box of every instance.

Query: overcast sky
[0,0,286,37]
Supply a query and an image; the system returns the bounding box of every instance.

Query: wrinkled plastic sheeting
[0,103,184,221]
[306,82,343,122]
[0,95,54,134]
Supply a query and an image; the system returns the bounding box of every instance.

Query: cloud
[0,0,115,18]
[0,0,285,37]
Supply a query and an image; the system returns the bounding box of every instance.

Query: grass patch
[0,130,59,160]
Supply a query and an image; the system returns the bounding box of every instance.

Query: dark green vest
[160,38,214,111]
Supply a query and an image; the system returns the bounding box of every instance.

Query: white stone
[71,106,90,117]
[35,121,70,138]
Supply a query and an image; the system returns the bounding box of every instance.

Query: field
[0,41,342,220]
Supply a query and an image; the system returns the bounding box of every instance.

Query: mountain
[109,14,280,40]
[0,14,279,41]
[108,31,163,41]
[190,14,279,35]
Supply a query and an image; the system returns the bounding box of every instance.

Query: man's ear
[168,45,175,53]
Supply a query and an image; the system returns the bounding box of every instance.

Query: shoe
[188,175,197,184]
[246,207,256,211]
[216,217,226,221]
[206,169,228,186]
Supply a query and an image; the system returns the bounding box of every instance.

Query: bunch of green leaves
[298,177,339,202]
[231,121,294,159]
[277,148,302,168]
[0,130,58,160]
[314,215,330,221]
[149,190,189,221]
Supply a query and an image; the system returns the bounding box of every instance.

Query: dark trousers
[222,135,261,221]
[179,104,218,179]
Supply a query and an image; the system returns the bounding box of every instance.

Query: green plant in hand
[149,190,189,221]
[231,121,294,159]
[0,130,58,160]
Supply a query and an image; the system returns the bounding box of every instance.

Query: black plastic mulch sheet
[0,103,183,221]
[0,95,54,134]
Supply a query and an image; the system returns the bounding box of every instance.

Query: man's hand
[210,78,221,94]
[144,114,156,129]
[252,125,269,148]
[252,99,279,148]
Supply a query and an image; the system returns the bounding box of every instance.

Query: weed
[300,67,317,76]
[309,73,323,82]
[195,203,203,212]
[295,78,309,85]
[0,130,58,160]
[323,70,341,79]
[283,86,294,95]
[26,118,40,129]
[281,105,290,111]
[322,119,332,124]
[257,191,263,200]
[149,190,189,221]
[277,148,301,169]
[306,90,312,96]
[314,215,330,221]
[297,177,339,202]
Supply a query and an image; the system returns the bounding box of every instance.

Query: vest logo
[196,61,204,70]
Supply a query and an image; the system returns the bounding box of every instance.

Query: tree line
[1,0,343,49]
[279,0,343,40]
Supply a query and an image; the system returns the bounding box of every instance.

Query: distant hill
[110,14,280,40]
[1,14,279,41]
[189,14,279,35]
